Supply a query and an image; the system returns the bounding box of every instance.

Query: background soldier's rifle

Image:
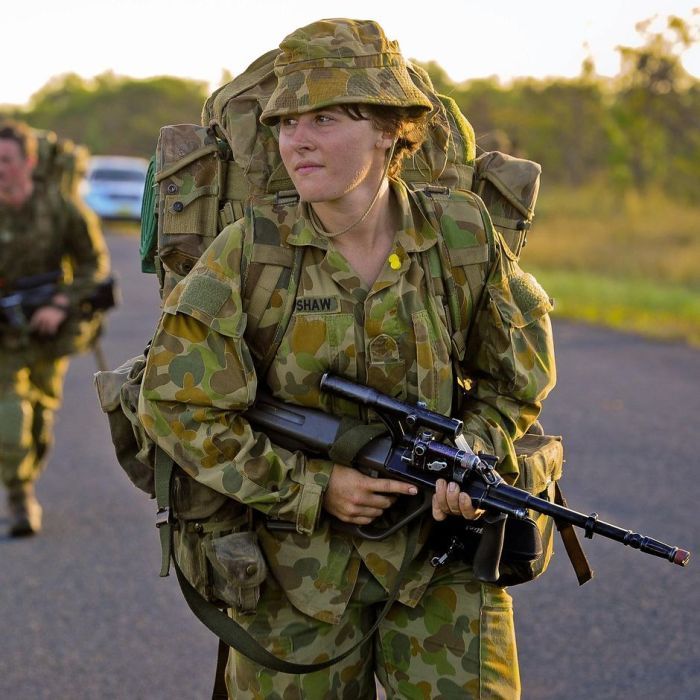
[0,270,119,370]
[245,373,690,583]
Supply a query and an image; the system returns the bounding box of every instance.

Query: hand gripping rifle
[0,270,119,329]
[0,271,119,370]
[245,373,690,583]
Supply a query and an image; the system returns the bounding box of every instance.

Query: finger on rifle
[458,492,485,520]
[432,480,484,521]
[365,476,418,497]
[433,479,462,515]
[444,480,464,515]
[340,505,385,524]
[432,479,450,521]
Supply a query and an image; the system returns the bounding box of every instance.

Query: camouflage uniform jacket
[0,187,109,354]
[138,178,556,624]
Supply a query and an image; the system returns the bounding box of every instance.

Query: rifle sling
[553,483,594,585]
[328,418,387,464]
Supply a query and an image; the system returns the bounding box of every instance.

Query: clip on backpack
[94,46,592,690]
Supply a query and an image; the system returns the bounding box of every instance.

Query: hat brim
[260,65,433,125]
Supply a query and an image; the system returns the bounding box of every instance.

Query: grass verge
[529,268,700,347]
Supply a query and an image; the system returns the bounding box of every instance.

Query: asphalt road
[1,228,698,699]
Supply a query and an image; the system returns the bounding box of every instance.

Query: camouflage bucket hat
[260,18,433,125]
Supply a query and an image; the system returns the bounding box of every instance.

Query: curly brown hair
[339,105,430,179]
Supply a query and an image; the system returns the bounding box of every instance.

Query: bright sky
[3,0,699,106]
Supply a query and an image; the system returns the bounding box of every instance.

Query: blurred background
[3,0,698,346]
[1,3,699,699]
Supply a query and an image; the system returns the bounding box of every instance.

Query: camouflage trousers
[226,560,520,699]
[0,349,69,490]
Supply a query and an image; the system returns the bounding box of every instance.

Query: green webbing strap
[258,245,305,377]
[154,446,175,577]
[212,639,230,700]
[243,263,286,340]
[328,419,388,465]
[172,517,421,677]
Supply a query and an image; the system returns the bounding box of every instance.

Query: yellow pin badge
[388,253,401,270]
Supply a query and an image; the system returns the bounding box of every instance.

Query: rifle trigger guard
[584,512,599,539]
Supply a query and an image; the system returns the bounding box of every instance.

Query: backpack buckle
[155,507,171,528]
[422,185,450,197]
[275,189,300,205]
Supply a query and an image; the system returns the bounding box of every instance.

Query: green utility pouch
[512,432,564,580]
[94,353,155,497]
[204,531,268,614]
[170,468,259,612]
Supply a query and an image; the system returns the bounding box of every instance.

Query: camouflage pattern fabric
[33,129,90,200]
[0,189,110,354]
[138,178,554,695]
[0,189,109,489]
[225,561,519,700]
[260,19,433,125]
[0,352,69,490]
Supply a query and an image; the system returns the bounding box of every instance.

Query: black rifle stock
[0,271,119,329]
[244,373,690,582]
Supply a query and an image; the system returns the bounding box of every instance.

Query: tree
[19,73,209,157]
[610,13,700,194]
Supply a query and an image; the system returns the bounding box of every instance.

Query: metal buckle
[155,507,170,528]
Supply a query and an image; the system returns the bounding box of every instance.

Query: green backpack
[95,48,587,680]
[32,128,90,201]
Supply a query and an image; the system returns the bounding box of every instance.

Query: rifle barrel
[245,380,691,568]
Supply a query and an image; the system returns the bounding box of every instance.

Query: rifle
[0,271,119,329]
[244,373,690,583]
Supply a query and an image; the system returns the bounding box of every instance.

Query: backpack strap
[411,186,496,391]
[154,445,176,577]
[241,195,304,378]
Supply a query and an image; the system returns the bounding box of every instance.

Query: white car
[80,155,149,221]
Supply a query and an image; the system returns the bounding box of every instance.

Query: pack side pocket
[155,124,224,297]
[510,433,564,581]
[94,353,155,497]
[474,151,541,257]
[171,469,250,608]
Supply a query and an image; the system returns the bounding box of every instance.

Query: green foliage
[0,11,697,201]
[3,72,209,158]
[521,183,700,346]
[415,11,700,203]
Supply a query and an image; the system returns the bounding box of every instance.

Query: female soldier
[139,18,555,699]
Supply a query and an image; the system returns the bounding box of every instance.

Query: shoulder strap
[241,196,304,378]
[412,187,496,365]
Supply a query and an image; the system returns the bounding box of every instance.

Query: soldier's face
[0,139,34,193]
[278,107,391,204]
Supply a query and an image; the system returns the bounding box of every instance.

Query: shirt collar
[285,179,439,253]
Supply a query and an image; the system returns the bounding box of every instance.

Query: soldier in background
[0,120,110,536]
